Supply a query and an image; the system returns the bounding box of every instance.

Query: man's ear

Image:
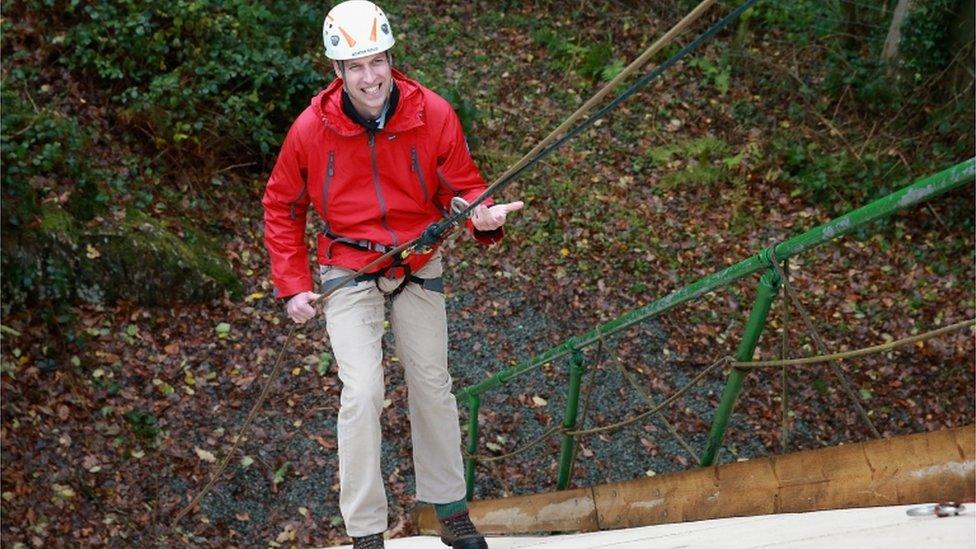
[332,60,343,80]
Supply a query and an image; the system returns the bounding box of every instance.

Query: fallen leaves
[194,447,217,463]
[215,323,232,339]
[312,435,336,451]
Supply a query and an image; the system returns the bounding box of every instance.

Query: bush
[2,1,325,310]
[55,0,322,159]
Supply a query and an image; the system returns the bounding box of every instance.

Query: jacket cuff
[471,223,504,245]
[274,281,313,300]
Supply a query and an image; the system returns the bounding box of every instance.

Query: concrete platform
[334,503,973,548]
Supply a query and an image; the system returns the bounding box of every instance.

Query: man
[262,2,522,548]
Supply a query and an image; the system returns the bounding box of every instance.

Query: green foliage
[317,352,333,376]
[0,85,100,224]
[647,136,738,190]
[731,98,761,125]
[440,85,482,141]
[532,29,622,83]
[688,56,731,95]
[745,0,830,44]
[770,133,913,213]
[273,461,291,487]
[57,0,321,159]
[2,0,316,311]
[578,41,612,82]
[821,52,896,110]
[124,409,161,442]
[647,136,730,164]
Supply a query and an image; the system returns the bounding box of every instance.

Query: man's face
[334,52,392,119]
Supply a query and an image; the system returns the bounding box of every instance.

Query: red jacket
[263,69,499,298]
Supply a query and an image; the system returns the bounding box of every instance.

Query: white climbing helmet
[323,0,395,61]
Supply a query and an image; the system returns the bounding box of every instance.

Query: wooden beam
[413,426,974,535]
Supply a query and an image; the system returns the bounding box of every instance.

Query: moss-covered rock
[1,205,241,313]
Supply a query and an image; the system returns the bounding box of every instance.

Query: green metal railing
[458,158,975,499]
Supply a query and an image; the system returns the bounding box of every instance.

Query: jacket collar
[314,68,425,136]
[341,80,400,131]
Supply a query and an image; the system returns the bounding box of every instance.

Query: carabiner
[906,502,965,517]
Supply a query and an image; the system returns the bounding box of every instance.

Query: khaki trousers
[320,253,466,537]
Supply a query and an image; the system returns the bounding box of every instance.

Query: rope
[734,319,976,368]
[170,323,298,528]
[438,0,723,223]
[464,426,563,463]
[596,329,700,464]
[171,270,364,528]
[767,248,882,439]
[462,314,975,465]
[439,0,759,230]
[779,258,791,453]
[568,356,729,436]
[464,356,729,464]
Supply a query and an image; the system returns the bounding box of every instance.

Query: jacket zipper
[323,151,335,213]
[368,131,399,246]
[288,174,308,221]
[321,149,335,224]
[410,146,430,203]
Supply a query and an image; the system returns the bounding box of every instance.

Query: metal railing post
[556,350,586,490]
[464,394,481,501]
[700,268,781,466]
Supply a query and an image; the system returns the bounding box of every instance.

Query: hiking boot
[438,512,488,549]
[352,532,385,549]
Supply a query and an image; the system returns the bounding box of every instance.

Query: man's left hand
[471,201,524,231]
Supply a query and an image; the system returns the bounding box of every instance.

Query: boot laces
[352,533,385,549]
[443,514,479,537]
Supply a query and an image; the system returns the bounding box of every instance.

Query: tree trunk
[882,0,914,62]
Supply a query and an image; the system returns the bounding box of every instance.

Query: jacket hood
[312,68,425,137]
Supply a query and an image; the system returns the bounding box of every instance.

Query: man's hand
[285,291,322,324]
[470,201,524,231]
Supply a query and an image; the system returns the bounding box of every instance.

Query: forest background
[2,0,974,546]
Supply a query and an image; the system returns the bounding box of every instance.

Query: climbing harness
[321,270,444,297]
[323,228,398,256]
[172,0,757,528]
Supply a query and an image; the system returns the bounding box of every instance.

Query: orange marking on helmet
[339,26,356,47]
[370,17,377,41]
